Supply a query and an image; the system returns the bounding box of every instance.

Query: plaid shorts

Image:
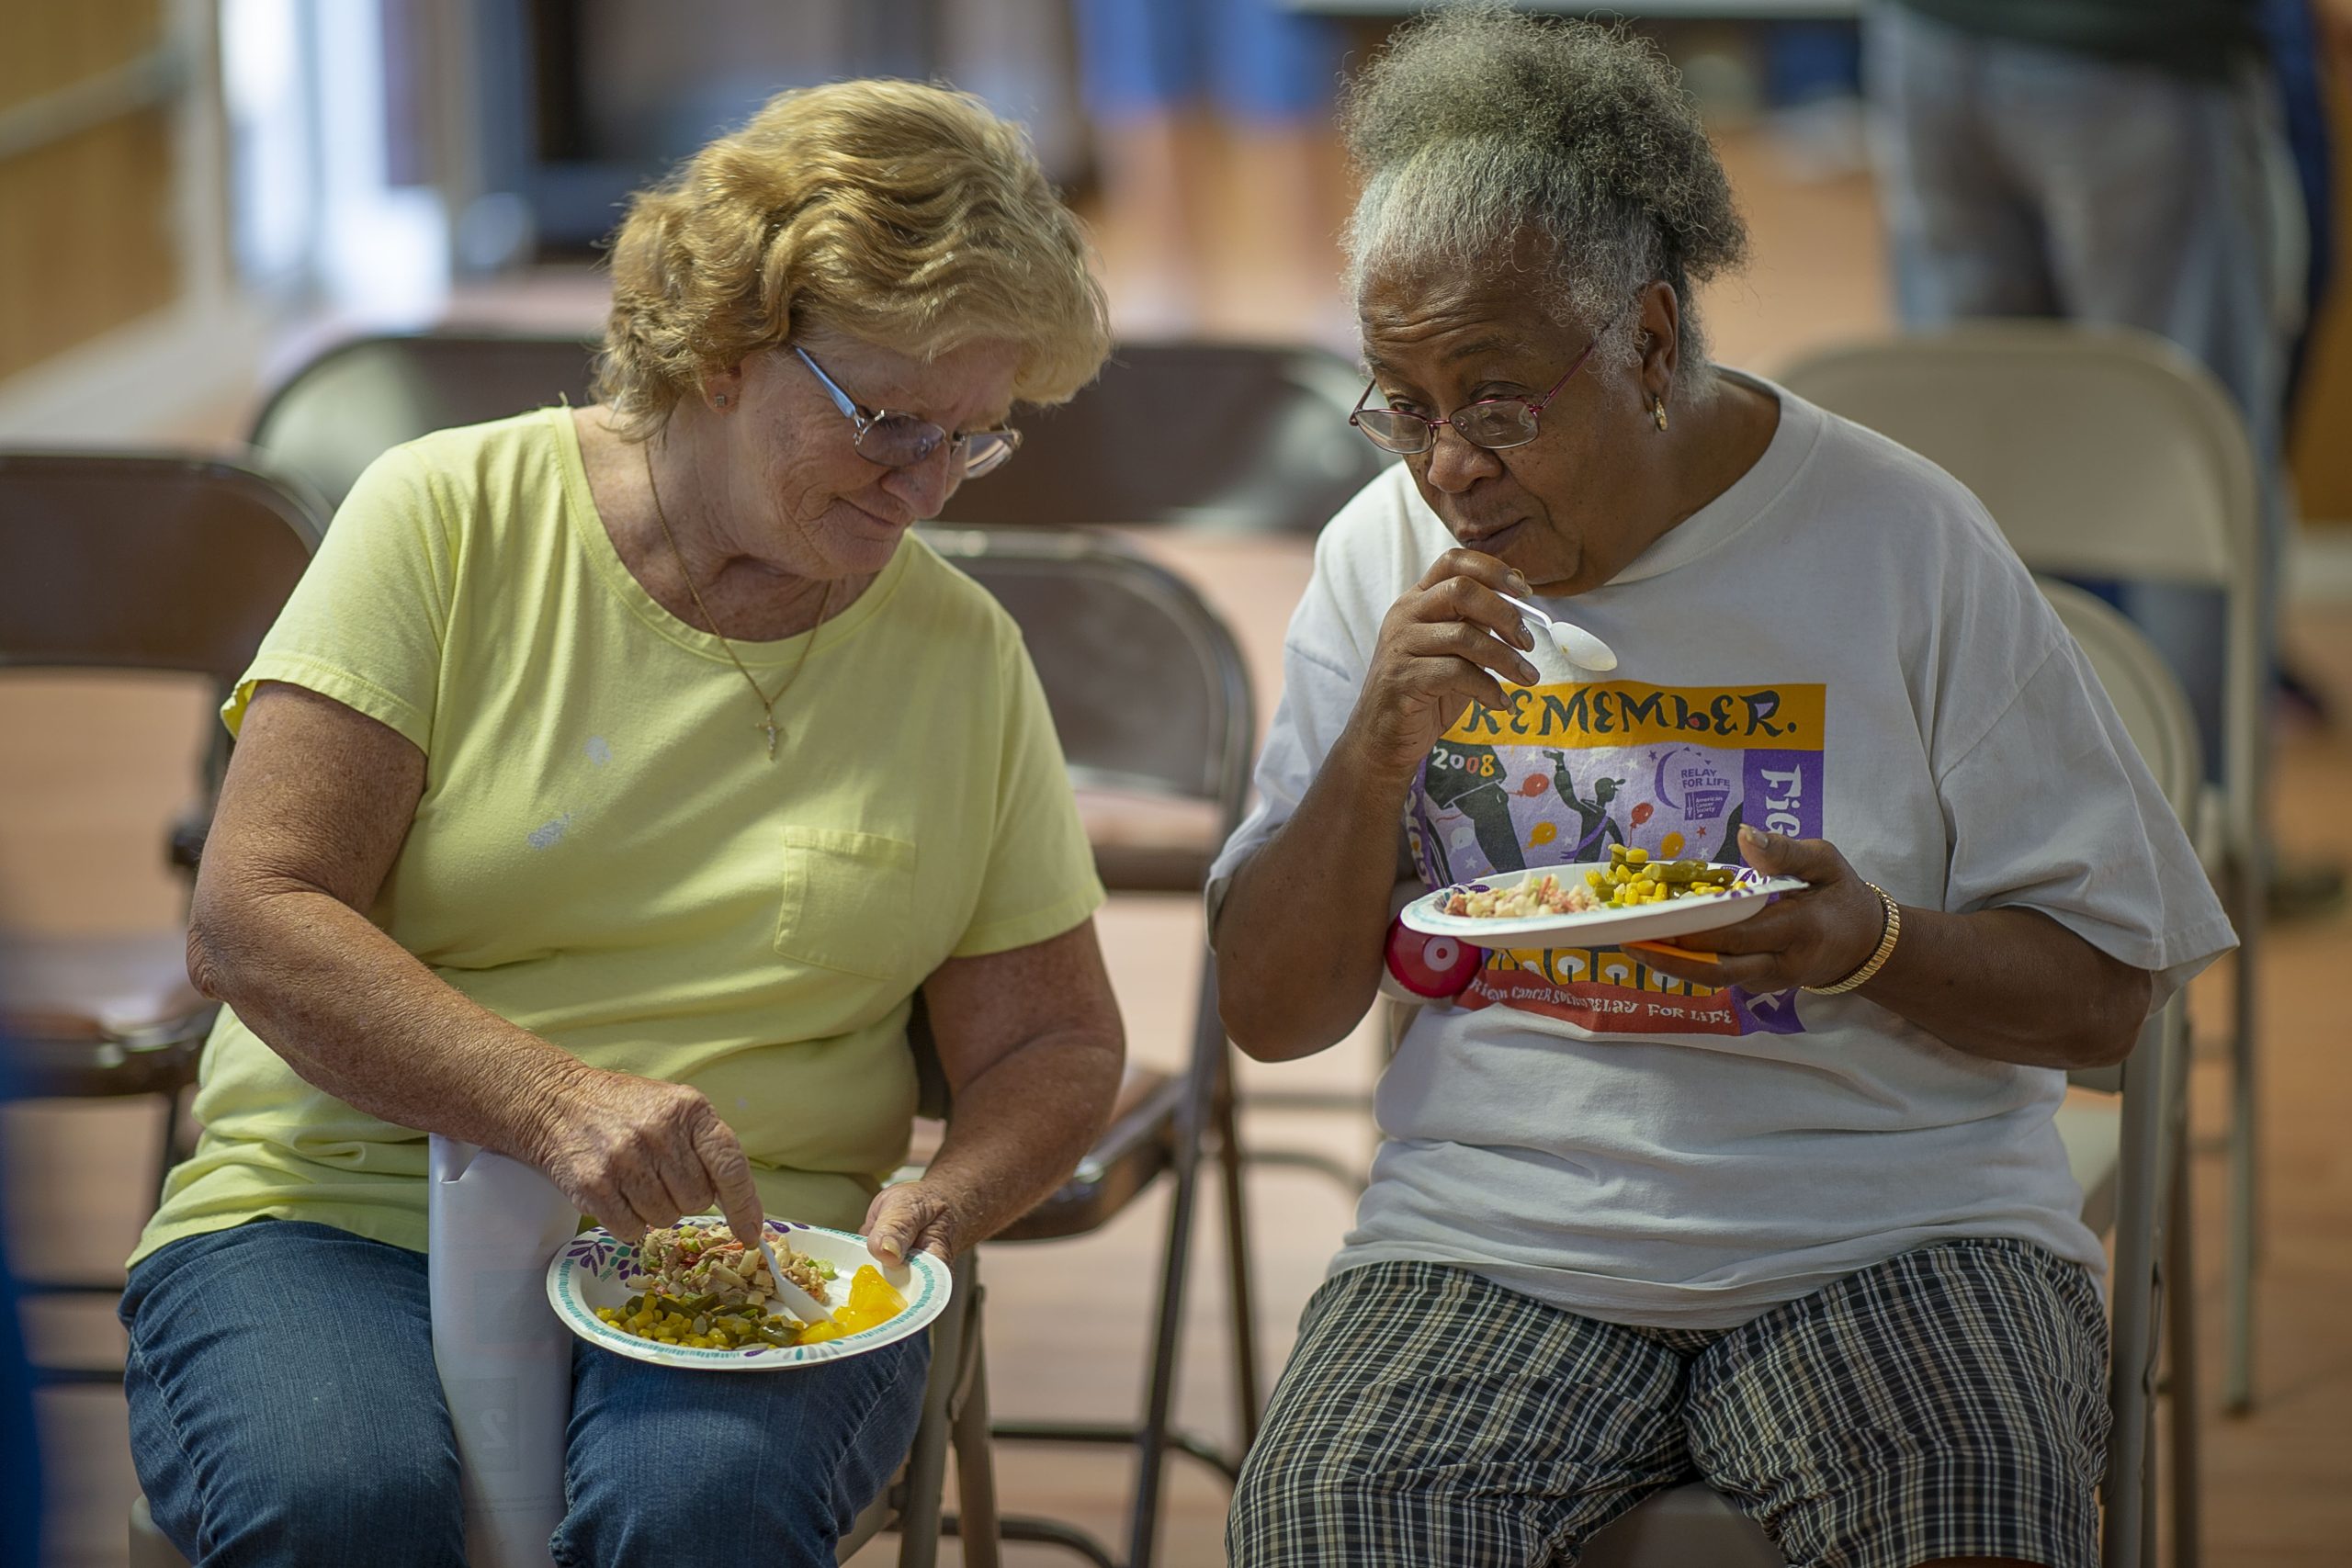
[1228,1239,2109,1568]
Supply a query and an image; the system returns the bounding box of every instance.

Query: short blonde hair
[598,79,1111,440]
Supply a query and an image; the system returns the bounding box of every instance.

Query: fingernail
[1509,571,1532,594]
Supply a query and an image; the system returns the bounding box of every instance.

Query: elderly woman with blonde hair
[120,81,1124,1566]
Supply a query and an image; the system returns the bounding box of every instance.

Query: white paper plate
[546,1215,950,1371]
[1398,862,1808,951]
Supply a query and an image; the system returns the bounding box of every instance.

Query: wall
[0,0,182,382]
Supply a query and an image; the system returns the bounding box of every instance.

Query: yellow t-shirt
[133,409,1103,1264]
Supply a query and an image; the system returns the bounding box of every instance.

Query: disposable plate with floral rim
[547,1214,950,1371]
[1398,861,1808,953]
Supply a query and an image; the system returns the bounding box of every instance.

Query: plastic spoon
[1494,590,1618,672]
[753,1234,832,1325]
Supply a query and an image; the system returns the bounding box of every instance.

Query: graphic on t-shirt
[1407,679,1825,1037]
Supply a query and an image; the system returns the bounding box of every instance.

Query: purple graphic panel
[1729,986,1809,1035]
[1741,749,1822,841]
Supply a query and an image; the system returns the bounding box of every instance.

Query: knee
[187,1452,464,1567]
[560,1438,847,1568]
[1227,1425,1365,1567]
[555,1476,842,1568]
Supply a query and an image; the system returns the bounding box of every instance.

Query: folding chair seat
[0,451,322,1386]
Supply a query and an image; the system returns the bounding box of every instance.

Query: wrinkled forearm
[1861,905,2152,1069]
[188,874,592,1160]
[917,1027,1123,1242]
[1213,728,1417,1062]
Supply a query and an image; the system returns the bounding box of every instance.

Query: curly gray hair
[1340,5,1748,385]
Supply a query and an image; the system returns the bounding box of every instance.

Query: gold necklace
[643,445,833,761]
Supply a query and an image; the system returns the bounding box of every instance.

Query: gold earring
[1652,395,1668,432]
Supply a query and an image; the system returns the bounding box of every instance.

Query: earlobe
[703,360,749,412]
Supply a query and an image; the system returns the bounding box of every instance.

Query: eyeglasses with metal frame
[791,344,1023,479]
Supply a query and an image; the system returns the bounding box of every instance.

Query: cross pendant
[757,716,779,761]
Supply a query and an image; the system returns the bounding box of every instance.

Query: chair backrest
[1776,323,2254,591]
[0,452,322,692]
[2036,578,2205,1100]
[2031,580,2203,1568]
[919,525,1254,830]
[1778,321,2261,853]
[250,332,601,509]
[2038,579,2203,829]
[932,340,1394,535]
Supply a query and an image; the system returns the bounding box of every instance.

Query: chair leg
[1120,970,1227,1568]
[2100,1030,2163,1568]
[1122,1100,1201,1568]
[1214,1049,1263,1449]
[951,1292,1001,1568]
[2223,869,2260,1415]
[892,1255,974,1568]
[2166,1143,2203,1568]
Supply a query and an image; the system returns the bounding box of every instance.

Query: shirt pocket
[775,827,919,981]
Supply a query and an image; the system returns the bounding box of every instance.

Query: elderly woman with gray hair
[121,81,1124,1567]
[1208,11,2231,1567]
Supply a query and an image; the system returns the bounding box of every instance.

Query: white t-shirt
[1206,376,2235,1329]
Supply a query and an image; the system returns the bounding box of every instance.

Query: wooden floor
[7,124,2351,1565]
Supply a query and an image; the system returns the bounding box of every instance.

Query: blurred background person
[1864,0,2344,913]
[1072,0,1353,342]
[1864,0,2292,741]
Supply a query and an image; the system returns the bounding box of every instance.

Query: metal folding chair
[2040,579,2211,1568]
[1779,322,2265,1413]
[248,331,600,509]
[931,340,1392,536]
[1577,581,2206,1568]
[131,1243,999,1568]
[251,332,1394,540]
[922,525,1260,1568]
[0,450,322,1387]
[133,1012,1000,1568]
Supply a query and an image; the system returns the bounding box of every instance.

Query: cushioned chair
[0,450,322,1387]
[1779,322,2265,1414]
[922,525,1260,1568]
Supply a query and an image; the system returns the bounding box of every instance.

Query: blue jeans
[120,1220,929,1567]
[1865,4,2296,768]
